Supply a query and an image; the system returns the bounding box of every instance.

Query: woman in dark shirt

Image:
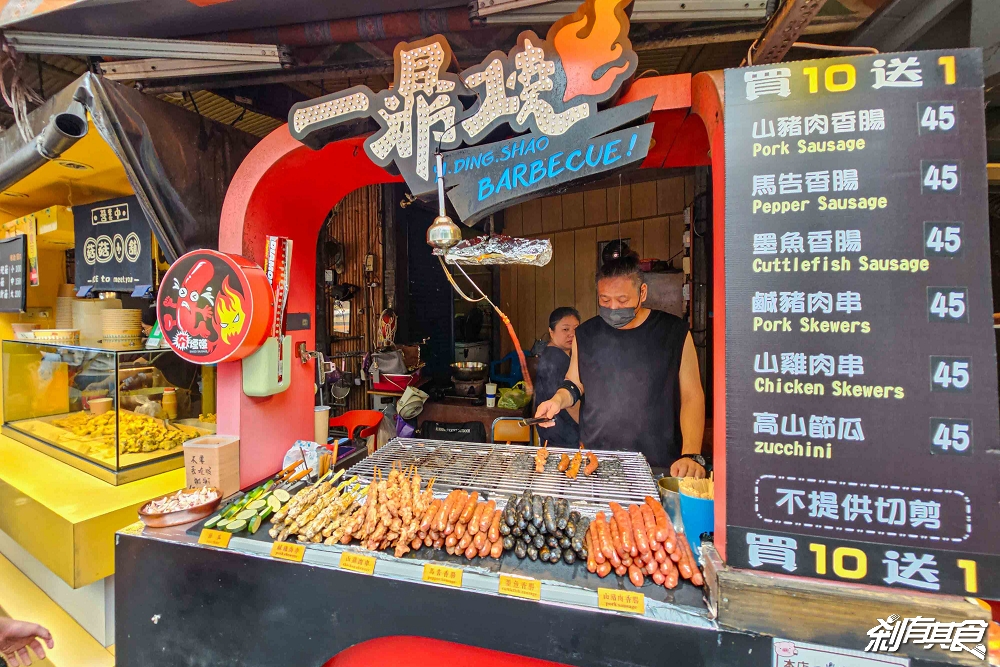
[533,307,581,446]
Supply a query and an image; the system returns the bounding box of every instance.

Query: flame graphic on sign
[215,276,246,345]
[549,0,637,103]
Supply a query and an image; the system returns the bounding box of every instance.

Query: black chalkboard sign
[73,195,153,292]
[0,235,28,313]
[723,49,1000,597]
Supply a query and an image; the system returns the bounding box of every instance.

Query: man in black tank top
[534,255,707,477]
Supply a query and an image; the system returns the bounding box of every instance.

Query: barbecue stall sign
[73,196,153,291]
[723,49,1000,597]
[156,249,274,364]
[288,0,652,223]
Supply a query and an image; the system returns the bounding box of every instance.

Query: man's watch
[680,454,707,467]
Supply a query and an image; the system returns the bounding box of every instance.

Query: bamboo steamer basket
[32,329,80,345]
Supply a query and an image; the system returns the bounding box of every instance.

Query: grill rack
[346,438,659,509]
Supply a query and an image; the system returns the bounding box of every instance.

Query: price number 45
[924,222,963,257]
[919,102,957,133]
[930,417,972,455]
[930,356,971,392]
[927,287,968,322]
[921,161,960,194]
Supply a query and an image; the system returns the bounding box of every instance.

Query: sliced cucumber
[235,509,257,522]
[273,488,291,503]
[267,495,283,512]
[248,515,262,534]
[263,480,275,492]
[246,499,267,511]
[224,519,247,533]
[259,506,274,522]
[204,514,223,529]
[221,503,239,519]
[246,486,264,502]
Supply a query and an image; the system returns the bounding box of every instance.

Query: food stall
[0,71,257,660]
[117,1,998,665]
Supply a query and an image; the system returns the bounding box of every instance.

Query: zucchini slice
[267,495,283,512]
[224,519,247,533]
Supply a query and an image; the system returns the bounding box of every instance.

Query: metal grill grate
[346,438,659,509]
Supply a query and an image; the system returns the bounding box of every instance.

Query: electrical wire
[748,39,879,65]
[792,42,879,55]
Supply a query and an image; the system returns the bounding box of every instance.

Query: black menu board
[0,235,27,313]
[723,49,1000,597]
[73,195,153,291]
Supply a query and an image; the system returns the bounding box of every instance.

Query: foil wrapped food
[443,235,552,267]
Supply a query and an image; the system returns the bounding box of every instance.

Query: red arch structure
[215,72,728,556]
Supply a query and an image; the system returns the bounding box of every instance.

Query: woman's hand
[534,398,562,427]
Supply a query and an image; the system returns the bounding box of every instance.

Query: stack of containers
[55,284,76,329]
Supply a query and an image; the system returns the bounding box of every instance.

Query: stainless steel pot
[450,361,488,381]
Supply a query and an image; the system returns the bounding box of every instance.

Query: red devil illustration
[161,259,217,340]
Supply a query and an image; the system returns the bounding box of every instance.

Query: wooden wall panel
[522,198,542,235]
[505,204,523,236]
[631,180,657,219]
[669,214,686,268]
[541,196,562,232]
[657,177,686,215]
[517,263,536,346]
[574,226,598,322]
[562,192,585,230]
[552,231,575,310]
[606,178,631,222]
[495,174,693,347]
[323,185,382,412]
[535,258,554,341]
[584,189,607,226]
[643,216,670,262]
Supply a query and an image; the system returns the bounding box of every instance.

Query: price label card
[339,551,376,575]
[498,574,541,601]
[597,588,645,615]
[198,529,232,549]
[270,541,306,563]
[422,563,463,587]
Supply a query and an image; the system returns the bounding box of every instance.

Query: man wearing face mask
[534,254,707,478]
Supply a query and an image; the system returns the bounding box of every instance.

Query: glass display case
[2,340,216,484]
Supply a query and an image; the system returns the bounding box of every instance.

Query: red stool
[329,409,384,441]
